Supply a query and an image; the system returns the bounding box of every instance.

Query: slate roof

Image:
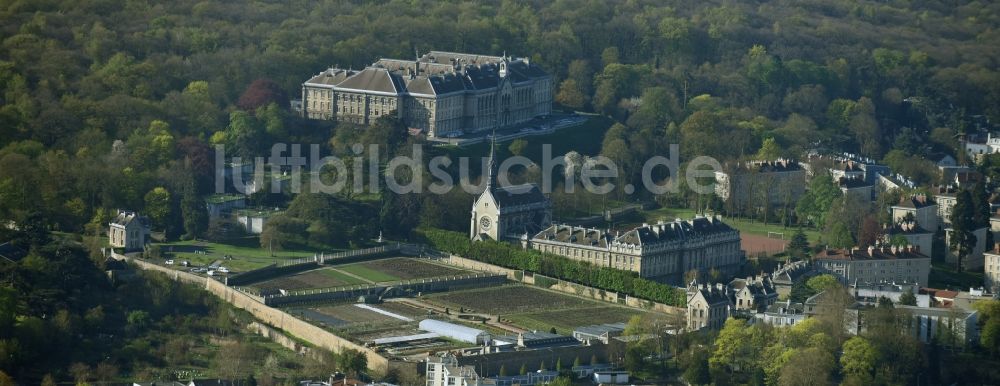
[771,261,810,285]
[895,194,936,209]
[814,246,928,261]
[111,210,148,228]
[335,67,402,94]
[838,177,871,189]
[492,183,548,208]
[304,68,357,86]
[690,283,733,306]
[616,216,735,246]
[533,224,614,248]
[729,159,803,173]
[886,221,932,235]
[305,51,550,97]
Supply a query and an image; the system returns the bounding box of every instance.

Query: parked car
[181,260,190,267]
[190,267,205,273]
[207,270,216,276]
[165,259,174,265]
[217,267,230,273]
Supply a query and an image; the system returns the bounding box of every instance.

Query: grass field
[253,268,367,291]
[506,306,641,335]
[930,261,985,290]
[158,237,328,272]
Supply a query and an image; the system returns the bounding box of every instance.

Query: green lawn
[157,237,330,272]
[929,261,984,290]
[336,263,400,282]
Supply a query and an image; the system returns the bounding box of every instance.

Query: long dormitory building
[528,216,745,284]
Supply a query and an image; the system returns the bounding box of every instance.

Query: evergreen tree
[899,288,917,306]
[787,228,810,259]
[950,189,978,271]
[972,180,992,228]
[180,174,207,239]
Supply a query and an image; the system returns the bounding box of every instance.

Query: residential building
[830,160,865,181]
[470,137,551,241]
[714,159,806,214]
[987,244,1000,292]
[529,216,743,283]
[850,282,930,308]
[838,176,874,202]
[929,152,958,168]
[813,246,931,287]
[108,210,150,251]
[302,51,553,138]
[426,355,495,386]
[770,260,811,298]
[730,275,778,312]
[883,221,933,256]
[755,300,806,327]
[236,208,282,235]
[687,282,733,330]
[900,305,979,349]
[891,194,939,231]
[944,226,989,270]
[933,185,959,225]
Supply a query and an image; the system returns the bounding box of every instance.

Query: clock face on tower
[480,216,492,230]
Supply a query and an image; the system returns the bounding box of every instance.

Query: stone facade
[686,282,732,330]
[108,210,149,251]
[986,245,1000,292]
[303,51,552,138]
[470,138,551,241]
[529,216,743,284]
[891,194,940,231]
[715,159,806,214]
[813,246,931,287]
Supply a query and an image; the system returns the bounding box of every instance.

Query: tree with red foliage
[858,215,883,247]
[237,78,288,111]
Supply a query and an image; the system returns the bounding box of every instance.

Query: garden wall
[124,256,390,373]
[446,254,685,315]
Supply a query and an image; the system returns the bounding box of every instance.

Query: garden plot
[427,285,594,314]
[252,268,366,291]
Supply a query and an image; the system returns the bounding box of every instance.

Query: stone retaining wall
[125,256,390,373]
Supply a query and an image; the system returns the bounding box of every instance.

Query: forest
[2,0,1000,242]
[3,0,1000,383]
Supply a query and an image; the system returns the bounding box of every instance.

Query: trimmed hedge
[415,228,687,307]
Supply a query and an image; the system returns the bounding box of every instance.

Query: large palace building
[301,51,553,138]
[528,216,745,284]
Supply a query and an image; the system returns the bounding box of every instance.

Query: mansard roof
[617,216,735,246]
[335,67,403,94]
[305,51,550,96]
[305,68,357,87]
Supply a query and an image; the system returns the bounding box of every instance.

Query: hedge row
[416,228,687,307]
